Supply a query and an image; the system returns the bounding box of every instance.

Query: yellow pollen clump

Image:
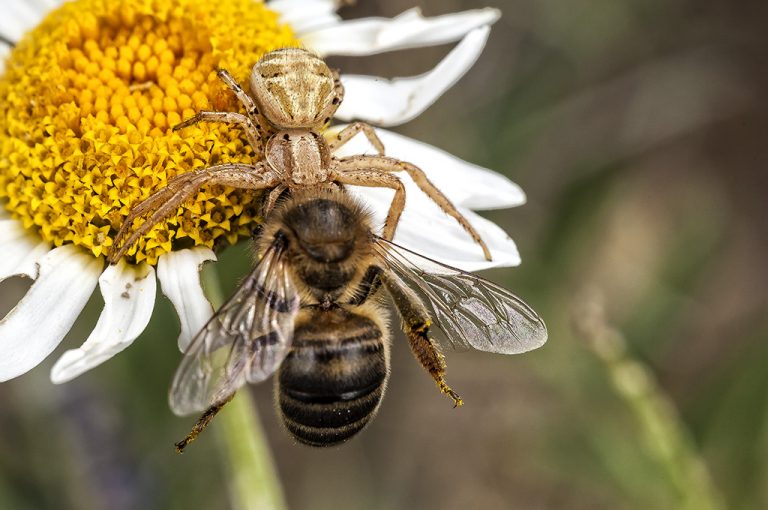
[0,0,299,264]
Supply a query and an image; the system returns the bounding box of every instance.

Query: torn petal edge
[50,261,156,383]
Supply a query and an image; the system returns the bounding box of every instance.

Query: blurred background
[1,0,767,508]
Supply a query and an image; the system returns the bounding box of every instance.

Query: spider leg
[329,166,405,241]
[173,111,263,156]
[333,155,492,261]
[109,163,278,263]
[328,122,385,155]
[0,34,15,48]
[216,69,271,133]
[262,184,287,218]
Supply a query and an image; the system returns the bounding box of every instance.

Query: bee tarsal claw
[446,388,463,408]
[436,379,463,408]
[450,392,464,408]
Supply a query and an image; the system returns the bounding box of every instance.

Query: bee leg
[173,111,264,157]
[383,274,463,408]
[334,155,492,261]
[327,122,385,155]
[110,163,278,263]
[346,266,383,306]
[175,393,235,453]
[329,168,405,242]
[408,323,463,408]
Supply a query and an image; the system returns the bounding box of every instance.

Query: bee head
[283,197,361,263]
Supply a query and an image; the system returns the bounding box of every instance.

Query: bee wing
[373,237,547,355]
[169,239,300,416]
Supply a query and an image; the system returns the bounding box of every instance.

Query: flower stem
[574,291,724,510]
[201,265,287,510]
[217,393,287,510]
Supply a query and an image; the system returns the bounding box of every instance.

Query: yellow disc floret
[0,0,299,264]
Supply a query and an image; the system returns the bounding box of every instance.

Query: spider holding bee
[109,47,491,264]
[108,47,546,450]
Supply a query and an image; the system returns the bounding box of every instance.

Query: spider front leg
[262,184,287,218]
[335,155,492,261]
[216,69,270,133]
[330,166,405,242]
[328,122,385,155]
[325,69,384,155]
[0,34,15,48]
[173,111,264,156]
[109,163,278,263]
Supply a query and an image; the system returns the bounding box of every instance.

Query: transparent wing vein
[375,238,547,355]
[169,240,300,416]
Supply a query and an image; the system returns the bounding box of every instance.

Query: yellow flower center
[0,0,299,264]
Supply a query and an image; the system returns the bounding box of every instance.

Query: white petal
[302,7,500,56]
[330,127,525,210]
[50,261,156,384]
[348,181,521,272]
[15,0,61,17]
[0,245,102,382]
[269,0,341,34]
[157,247,216,352]
[0,0,58,43]
[0,0,62,74]
[335,26,491,126]
[0,220,51,281]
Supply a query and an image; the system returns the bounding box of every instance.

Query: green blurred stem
[202,266,287,510]
[575,295,724,510]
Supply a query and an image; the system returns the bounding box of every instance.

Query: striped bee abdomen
[276,307,388,447]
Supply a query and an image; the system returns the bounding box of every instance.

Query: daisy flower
[0,0,526,385]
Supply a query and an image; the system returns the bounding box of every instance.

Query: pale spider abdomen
[250,48,341,128]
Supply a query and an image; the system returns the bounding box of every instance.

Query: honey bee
[170,188,547,450]
[108,47,491,264]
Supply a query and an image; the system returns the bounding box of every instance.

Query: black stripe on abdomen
[276,310,387,447]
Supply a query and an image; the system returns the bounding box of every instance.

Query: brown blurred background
[1,0,767,508]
